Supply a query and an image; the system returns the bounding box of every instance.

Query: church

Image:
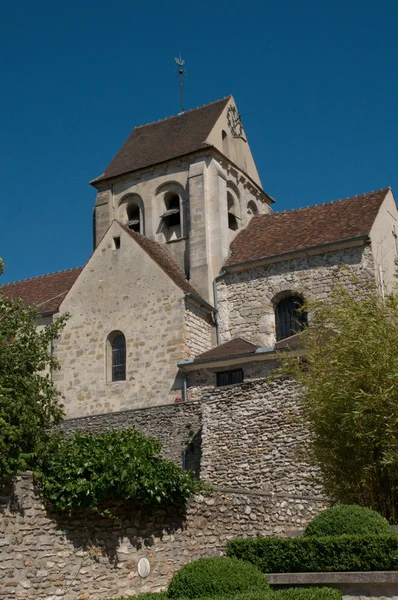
[1,94,397,438]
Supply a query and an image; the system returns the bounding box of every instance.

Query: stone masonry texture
[59,401,202,470]
[190,376,322,497]
[0,475,326,600]
[217,245,376,347]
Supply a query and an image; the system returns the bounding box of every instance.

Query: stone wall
[54,223,189,418]
[184,300,215,359]
[189,376,322,497]
[60,401,202,470]
[0,475,326,600]
[217,244,376,347]
[187,359,276,389]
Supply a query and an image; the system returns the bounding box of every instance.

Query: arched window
[275,295,307,341]
[107,331,126,382]
[119,194,144,235]
[227,192,239,231]
[222,130,229,156]
[160,192,181,240]
[126,202,141,233]
[247,200,259,216]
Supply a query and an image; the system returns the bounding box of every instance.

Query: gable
[60,222,194,313]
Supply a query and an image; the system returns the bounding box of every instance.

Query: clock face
[227,105,243,138]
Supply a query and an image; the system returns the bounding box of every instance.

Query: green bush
[35,428,202,512]
[167,556,270,598]
[109,589,340,600]
[274,589,341,600]
[304,506,391,537]
[226,534,398,573]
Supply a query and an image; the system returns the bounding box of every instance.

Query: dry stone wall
[217,244,376,347]
[0,475,326,600]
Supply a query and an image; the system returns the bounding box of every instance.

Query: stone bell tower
[90,96,274,304]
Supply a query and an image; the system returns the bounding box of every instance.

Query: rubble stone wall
[217,244,376,347]
[0,475,326,600]
[189,376,322,497]
[60,401,202,469]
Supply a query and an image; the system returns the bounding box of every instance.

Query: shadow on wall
[184,427,202,478]
[47,497,188,567]
[0,480,24,516]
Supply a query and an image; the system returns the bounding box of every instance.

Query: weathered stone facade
[217,244,376,347]
[0,475,326,600]
[53,223,214,419]
[187,374,321,497]
[185,300,215,359]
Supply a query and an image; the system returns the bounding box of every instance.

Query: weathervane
[175,54,186,112]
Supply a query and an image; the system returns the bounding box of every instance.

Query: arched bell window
[119,194,145,235]
[275,295,307,342]
[107,331,126,382]
[160,192,182,240]
[247,200,259,216]
[126,202,141,233]
[227,192,239,231]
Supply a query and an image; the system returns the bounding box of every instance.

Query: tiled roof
[226,188,390,267]
[274,332,303,351]
[120,224,199,296]
[92,97,230,183]
[194,337,260,362]
[0,267,83,313]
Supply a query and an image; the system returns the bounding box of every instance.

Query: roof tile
[226,188,390,267]
[92,97,230,183]
[194,337,260,362]
[0,267,83,313]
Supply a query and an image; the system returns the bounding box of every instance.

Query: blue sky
[0,0,397,284]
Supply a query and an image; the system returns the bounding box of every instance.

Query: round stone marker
[138,557,150,578]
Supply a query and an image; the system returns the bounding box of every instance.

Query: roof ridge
[116,222,197,296]
[0,266,83,288]
[268,187,390,216]
[132,96,231,132]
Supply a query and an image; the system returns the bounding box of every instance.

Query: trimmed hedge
[226,534,398,573]
[167,556,270,598]
[304,505,391,537]
[274,589,341,600]
[110,588,341,600]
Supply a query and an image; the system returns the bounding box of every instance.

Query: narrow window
[216,369,244,387]
[113,236,121,249]
[161,193,181,240]
[275,295,307,342]
[108,332,126,382]
[127,203,141,233]
[227,192,239,231]
[222,129,229,156]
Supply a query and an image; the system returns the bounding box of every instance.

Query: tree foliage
[283,282,398,522]
[0,261,67,479]
[35,428,204,511]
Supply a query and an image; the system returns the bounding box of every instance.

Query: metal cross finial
[174,54,186,112]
